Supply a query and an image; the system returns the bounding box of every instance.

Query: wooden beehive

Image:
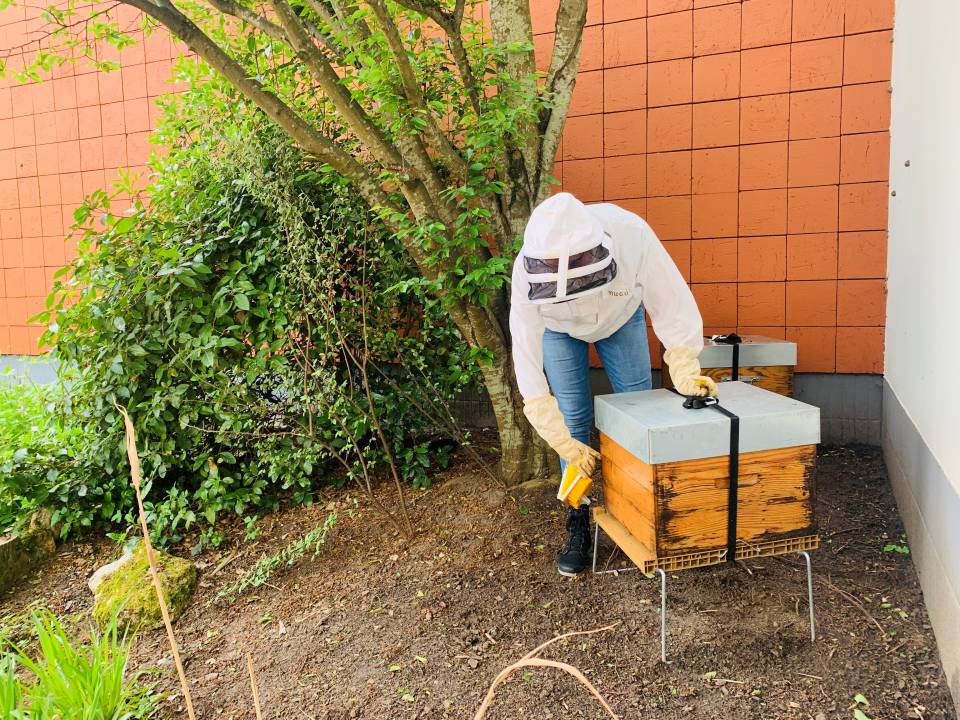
[594,382,820,573]
[661,335,797,397]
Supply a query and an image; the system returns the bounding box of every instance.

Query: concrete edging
[882,379,960,715]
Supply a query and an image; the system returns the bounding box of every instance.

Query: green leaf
[234,293,250,310]
[113,216,136,233]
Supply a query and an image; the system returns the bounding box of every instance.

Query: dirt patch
[3,443,956,719]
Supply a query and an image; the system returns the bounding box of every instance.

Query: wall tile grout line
[835,2,847,361]
[783,0,794,351]
[688,3,695,292]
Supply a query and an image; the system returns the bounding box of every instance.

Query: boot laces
[563,508,591,553]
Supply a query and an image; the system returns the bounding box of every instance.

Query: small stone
[0,510,56,593]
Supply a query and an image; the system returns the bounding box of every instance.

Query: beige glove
[664,346,719,398]
[523,394,600,476]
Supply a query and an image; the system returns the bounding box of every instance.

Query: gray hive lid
[699,335,797,368]
[595,381,820,465]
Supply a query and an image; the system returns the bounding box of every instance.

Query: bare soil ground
[3,442,956,720]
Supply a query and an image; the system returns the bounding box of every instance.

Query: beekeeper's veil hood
[520,192,617,304]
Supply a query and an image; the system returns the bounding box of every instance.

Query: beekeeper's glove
[523,394,600,476]
[664,346,719,398]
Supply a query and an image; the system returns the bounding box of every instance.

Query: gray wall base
[794,374,883,445]
[0,355,57,385]
[882,379,960,714]
[454,372,884,446]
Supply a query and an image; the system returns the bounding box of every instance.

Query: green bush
[0,609,159,719]
[28,70,477,546]
[0,373,99,537]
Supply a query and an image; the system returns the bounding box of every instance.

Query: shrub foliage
[23,79,477,544]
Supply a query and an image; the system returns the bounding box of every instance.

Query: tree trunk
[447,286,553,486]
[478,345,554,486]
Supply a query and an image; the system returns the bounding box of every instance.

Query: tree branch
[271,0,409,171]
[120,0,395,214]
[203,0,288,43]
[390,0,481,117]
[364,0,469,181]
[273,0,464,230]
[297,0,356,57]
[489,0,539,233]
[328,0,373,42]
[536,0,587,203]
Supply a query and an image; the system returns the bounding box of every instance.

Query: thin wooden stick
[819,577,888,639]
[116,405,197,720]
[246,653,264,720]
[519,623,620,661]
[473,624,620,720]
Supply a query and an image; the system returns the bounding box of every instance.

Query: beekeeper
[510,192,717,576]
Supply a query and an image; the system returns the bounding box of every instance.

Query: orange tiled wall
[0,4,185,354]
[538,0,892,373]
[1,1,892,373]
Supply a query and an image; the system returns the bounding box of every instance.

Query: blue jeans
[542,305,652,473]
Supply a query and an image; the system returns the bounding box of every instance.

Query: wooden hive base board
[592,506,820,574]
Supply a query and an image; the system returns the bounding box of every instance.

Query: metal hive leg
[656,568,668,663]
[590,520,638,576]
[592,522,600,575]
[798,551,816,642]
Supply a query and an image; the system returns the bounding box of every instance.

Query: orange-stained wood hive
[594,383,820,572]
[601,433,817,560]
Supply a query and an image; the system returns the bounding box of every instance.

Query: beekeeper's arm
[636,224,718,398]
[509,263,600,475]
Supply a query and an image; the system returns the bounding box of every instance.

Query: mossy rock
[0,510,56,594]
[93,544,197,630]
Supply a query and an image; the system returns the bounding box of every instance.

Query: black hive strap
[708,402,740,562]
[711,332,743,382]
[672,390,741,563]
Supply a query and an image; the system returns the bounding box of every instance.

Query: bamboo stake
[246,653,264,720]
[116,405,197,720]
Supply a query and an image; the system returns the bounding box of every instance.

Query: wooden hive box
[661,335,797,397]
[594,382,820,573]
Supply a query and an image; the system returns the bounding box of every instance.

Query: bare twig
[826,526,863,539]
[116,405,197,720]
[519,623,620,661]
[819,577,888,639]
[473,624,620,720]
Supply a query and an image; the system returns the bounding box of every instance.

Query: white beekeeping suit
[509,192,716,472]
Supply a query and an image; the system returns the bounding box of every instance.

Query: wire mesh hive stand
[591,382,822,662]
[591,506,819,662]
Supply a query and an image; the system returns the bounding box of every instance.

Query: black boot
[557,505,592,576]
